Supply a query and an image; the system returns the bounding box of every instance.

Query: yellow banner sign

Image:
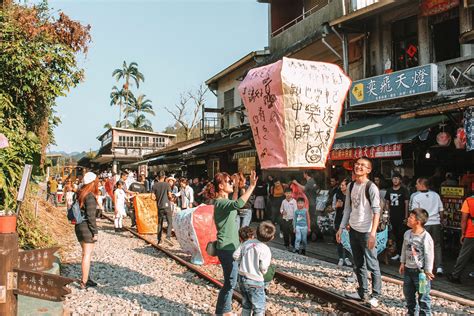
[440,186,464,198]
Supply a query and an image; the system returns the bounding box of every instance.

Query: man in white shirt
[176,178,194,210]
[280,188,297,251]
[409,177,444,275]
[336,157,382,308]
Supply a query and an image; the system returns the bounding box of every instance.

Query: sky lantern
[238,57,351,169]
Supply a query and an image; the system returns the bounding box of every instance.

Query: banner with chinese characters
[238,57,351,169]
[465,106,474,151]
[330,144,402,161]
[350,64,438,106]
[420,0,459,16]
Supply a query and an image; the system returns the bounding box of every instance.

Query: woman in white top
[114,180,128,232]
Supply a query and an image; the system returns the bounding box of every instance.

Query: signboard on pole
[350,64,438,106]
[238,57,351,169]
[17,164,33,203]
[18,247,60,272]
[13,268,74,302]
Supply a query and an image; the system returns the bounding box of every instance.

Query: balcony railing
[345,0,379,14]
[201,117,221,139]
[113,142,166,149]
[271,1,329,38]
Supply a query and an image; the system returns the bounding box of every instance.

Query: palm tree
[112,61,144,128]
[130,114,153,131]
[124,94,155,119]
[110,86,133,125]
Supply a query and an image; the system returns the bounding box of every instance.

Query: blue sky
[44,0,268,153]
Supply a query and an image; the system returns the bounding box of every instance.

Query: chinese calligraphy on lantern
[239,57,351,169]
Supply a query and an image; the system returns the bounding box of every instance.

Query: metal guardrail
[271,2,328,37]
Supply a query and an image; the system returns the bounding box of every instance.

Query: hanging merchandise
[465,106,474,151]
[454,127,467,149]
[436,122,452,146]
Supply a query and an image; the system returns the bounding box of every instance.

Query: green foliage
[112,61,145,89]
[0,93,41,209]
[17,186,55,249]
[17,207,55,250]
[0,2,90,210]
[109,61,155,132]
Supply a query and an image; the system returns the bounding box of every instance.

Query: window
[224,88,234,112]
[209,159,220,178]
[431,10,460,62]
[153,137,166,147]
[392,16,419,71]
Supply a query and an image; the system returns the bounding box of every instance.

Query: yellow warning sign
[351,83,364,102]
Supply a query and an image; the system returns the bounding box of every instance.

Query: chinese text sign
[350,64,438,107]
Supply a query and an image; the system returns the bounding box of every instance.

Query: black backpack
[348,180,389,232]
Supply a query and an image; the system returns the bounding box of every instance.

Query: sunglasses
[226,180,233,185]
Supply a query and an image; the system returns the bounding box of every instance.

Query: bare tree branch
[166,85,207,140]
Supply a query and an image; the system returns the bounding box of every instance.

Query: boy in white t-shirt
[280,188,297,251]
[409,177,444,275]
[233,222,275,316]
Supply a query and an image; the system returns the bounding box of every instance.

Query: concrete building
[92,127,176,173]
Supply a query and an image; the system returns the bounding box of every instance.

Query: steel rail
[275,270,386,315]
[270,238,474,307]
[103,215,385,314]
[103,215,243,302]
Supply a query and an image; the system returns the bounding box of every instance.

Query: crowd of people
[46,158,474,315]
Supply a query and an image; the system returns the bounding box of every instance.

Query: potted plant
[0,209,17,233]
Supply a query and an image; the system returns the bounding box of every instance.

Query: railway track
[270,236,474,307]
[103,215,385,315]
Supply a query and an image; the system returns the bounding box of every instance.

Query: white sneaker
[436,267,444,276]
[368,297,379,308]
[338,259,344,266]
[391,254,400,261]
[279,232,283,239]
[344,258,352,266]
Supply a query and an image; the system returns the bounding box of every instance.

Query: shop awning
[333,115,447,149]
[192,131,252,156]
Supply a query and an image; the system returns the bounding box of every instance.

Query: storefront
[329,114,448,179]
[185,130,253,179]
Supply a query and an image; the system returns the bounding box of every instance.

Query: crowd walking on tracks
[45,155,474,315]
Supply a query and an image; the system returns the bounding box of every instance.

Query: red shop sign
[330,144,402,161]
[420,0,459,16]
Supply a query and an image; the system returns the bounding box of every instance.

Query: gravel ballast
[62,219,473,315]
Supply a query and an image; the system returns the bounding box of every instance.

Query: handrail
[347,0,380,14]
[271,2,328,38]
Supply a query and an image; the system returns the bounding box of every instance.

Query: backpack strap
[365,180,374,209]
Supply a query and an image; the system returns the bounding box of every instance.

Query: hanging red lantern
[436,131,452,146]
[342,160,353,171]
